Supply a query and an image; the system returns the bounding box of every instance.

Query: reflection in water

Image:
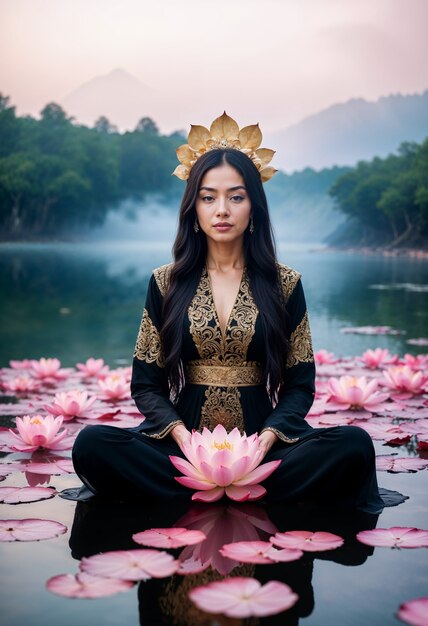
[69,498,379,625]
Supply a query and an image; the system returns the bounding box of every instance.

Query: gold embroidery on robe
[159,564,256,626]
[277,262,302,301]
[199,386,244,433]
[286,310,314,368]
[187,266,258,366]
[133,307,165,367]
[260,426,300,443]
[153,262,173,297]
[141,419,184,439]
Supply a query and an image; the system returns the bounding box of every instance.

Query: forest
[328,138,428,248]
[0,94,185,238]
[0,92,427,248]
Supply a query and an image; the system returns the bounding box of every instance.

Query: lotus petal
[80,549,178,581]
[46,572,134,598]
[192,486,225,502]
[396,597,428,626]
[175,476,215,491]
[0,518,67,541]
[0,486,56,504]
[220,541,303,564]
[132,528,206,549]
[376,455,428,473]
[357,527,428,548]
[271,530,344,552]
[233,460,281,486]
[188,576,299,618]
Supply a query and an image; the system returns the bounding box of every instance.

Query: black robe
[130,261,316,442]
[63,261,401,514]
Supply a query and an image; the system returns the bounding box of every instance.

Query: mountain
[61,68,166,131]
[62,70,428,174]
[265,90,428,173]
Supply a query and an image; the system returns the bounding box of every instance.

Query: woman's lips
[214,224,232,231]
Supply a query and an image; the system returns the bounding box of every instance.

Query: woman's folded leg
[262,425,384,513]
[71,424,192,501]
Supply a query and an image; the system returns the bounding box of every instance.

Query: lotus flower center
[30,417,42,424]
[213,439,233,451]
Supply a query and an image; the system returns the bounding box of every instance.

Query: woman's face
[195,163,252,244]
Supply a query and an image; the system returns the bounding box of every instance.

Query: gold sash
[185,363,264,387]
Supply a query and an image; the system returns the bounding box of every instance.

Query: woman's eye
[201,196,214,202]
[231,195,244,202]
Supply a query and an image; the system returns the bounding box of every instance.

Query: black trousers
[71,423,386,514]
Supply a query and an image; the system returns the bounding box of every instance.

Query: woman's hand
[258,430,278,459]
[170,423,191,452]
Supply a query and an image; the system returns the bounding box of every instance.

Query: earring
[194,219,199,233]
[249,216,254,234]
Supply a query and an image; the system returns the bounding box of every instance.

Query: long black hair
[160,148,291,404]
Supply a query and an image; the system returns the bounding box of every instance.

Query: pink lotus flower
[8,415,73,452]
[76,357,110,379]
[0,518,67,541]
[188,576,299,618]
[382,366,428,398]
[356,527,428,549]
[132,527,206,549]
[314,349,338,364]
[46,572,134,599]
[29,357,70,382]
[401,354,428,371]
[9,359,32,369]
[2,376,40,393]
[80,549,178,581]
[169,424,281,503]
[220,540,303,564]
[359,348,398,369]
[270,530,344,552]
[326,375,390,411]
[396,597,428,626]
[44,389,98,421]
[97,373,130,401]
[114,366,132,382]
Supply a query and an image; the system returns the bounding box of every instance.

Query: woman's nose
[216,197,229,215]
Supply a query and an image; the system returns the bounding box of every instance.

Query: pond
[0,239,427,625]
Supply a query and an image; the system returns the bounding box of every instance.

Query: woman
[66,113,388,514]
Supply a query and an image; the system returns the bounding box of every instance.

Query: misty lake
[1,210,427,626]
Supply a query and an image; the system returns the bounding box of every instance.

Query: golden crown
[172,111,278,183]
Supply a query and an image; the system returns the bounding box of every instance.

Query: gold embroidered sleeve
[133,307,165,367]
[259,273,315,443]
[286,310,314,368]
[277,262,302,302]
[131,272,186,438]
[153,263,173,297]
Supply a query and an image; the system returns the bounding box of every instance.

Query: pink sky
[1,0,427,133]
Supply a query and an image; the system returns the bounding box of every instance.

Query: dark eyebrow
[199,185,246,192]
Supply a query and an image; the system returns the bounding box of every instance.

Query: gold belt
[185,363,264,387]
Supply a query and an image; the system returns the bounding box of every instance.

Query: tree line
[0,94,185,239]
[328,138,428,248]
[1,91,427,248]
